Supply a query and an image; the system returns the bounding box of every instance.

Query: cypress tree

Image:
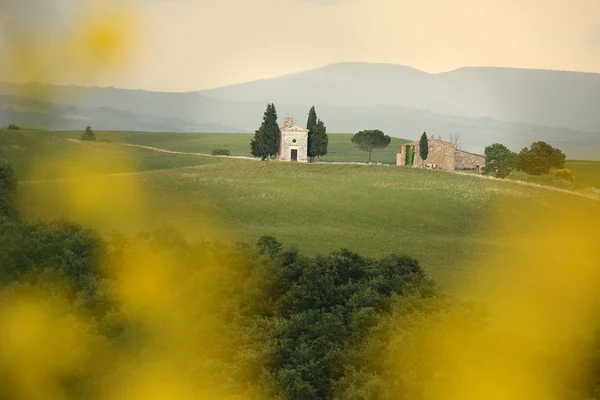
[250,104,280,161]
[306,106,317,162]
[419,132,429,161]
[250,130,264,160]
[263,103,280,161]
[310,119,329,161]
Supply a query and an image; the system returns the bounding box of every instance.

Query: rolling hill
[2,128,598,290]
[2,62,600,159]
[199,62,600,133]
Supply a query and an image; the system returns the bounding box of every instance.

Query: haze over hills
[199,62,600,133]
[1,62,600,159]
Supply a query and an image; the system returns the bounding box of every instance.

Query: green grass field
[50,129,600,189]
[0,129,219,180]
[51,130,409,164]
[2,128,599,292]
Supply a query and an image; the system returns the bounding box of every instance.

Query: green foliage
[81,126,96,141]
[0,166,100,285]
[268,247,436,399]
[483,143,517,179]
[419,132,429,161]
[405,145,415,166]
[7,123,19,130]
[257,235,282,257]
[310,119,329,161]
[516,141,566,175]
[250,129,262,159]
[549,168,574,186]
[307,106,318,162]
[351,130,392,163]
[250,103,280,161]
[0,160,17,218]
[211,147,231,156]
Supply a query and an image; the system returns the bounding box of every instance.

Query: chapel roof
[281,124,308,133]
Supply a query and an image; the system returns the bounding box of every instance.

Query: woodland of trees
[1,160,598,400]
[484,140,569,181]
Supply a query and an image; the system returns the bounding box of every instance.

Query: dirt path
[122,143,259,161]
[21,142,600,202]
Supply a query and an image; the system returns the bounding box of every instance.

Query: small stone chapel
[275,117,309,163]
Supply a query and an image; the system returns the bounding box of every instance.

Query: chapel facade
[275,117,309,163]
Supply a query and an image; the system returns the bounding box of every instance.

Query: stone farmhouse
[397,135,485,173]
[275,117,309,162]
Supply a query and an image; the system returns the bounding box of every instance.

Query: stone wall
[412,139,455,170]
[454,150,485,172]
[396,136,485,173]
[396,148,405,166]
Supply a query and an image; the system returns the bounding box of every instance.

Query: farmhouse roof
[456,149,485,158]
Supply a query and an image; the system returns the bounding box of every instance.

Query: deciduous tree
[516,141,566,175]
[483,143,516,179]
[449,133,463,150]
[351,129,391,163]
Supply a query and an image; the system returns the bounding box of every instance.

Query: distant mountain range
[2,62,600,159]
[199,63,600,133]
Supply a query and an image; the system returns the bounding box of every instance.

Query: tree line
[483,140,570,182]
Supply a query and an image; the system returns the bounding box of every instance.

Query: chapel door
[291,149,298,162]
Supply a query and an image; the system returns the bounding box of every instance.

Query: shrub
[549,168,574,186]
[211,147,231,156]
[7,123,19,130]
[81,126,96,141]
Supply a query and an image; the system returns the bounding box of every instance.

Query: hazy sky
[1,0,599,91]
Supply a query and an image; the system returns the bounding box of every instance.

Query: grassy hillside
[0,129,219,180]
[50,130,600,187]
[51,130,409,164]
[4,128,598,292]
